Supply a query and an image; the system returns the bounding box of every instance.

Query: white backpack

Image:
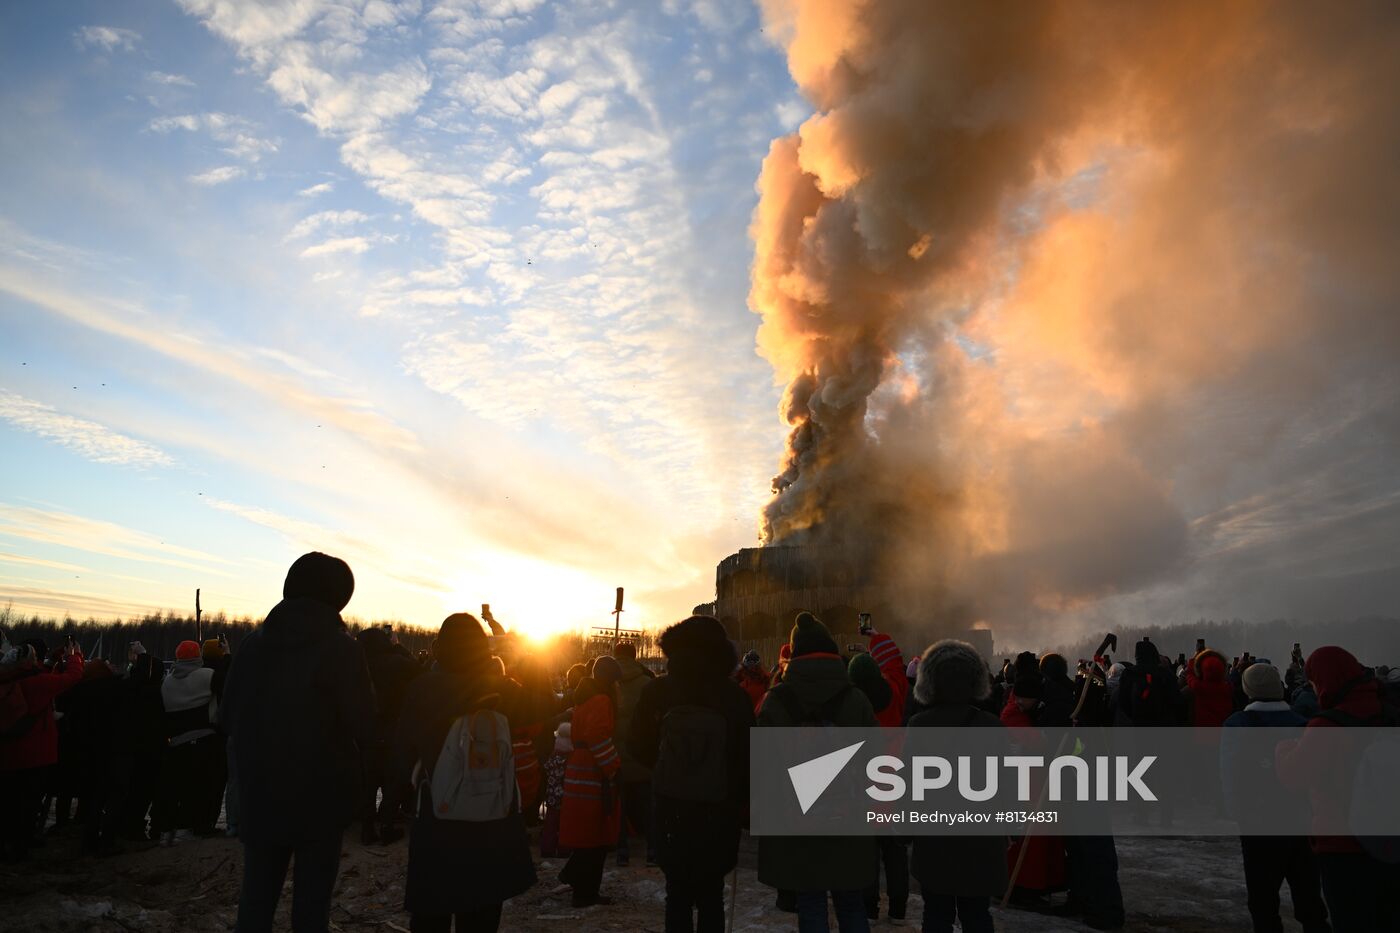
[423,708,518,822]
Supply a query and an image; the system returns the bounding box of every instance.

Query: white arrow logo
[788,741,866,814]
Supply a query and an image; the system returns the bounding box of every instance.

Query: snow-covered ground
[0,829,1319,932]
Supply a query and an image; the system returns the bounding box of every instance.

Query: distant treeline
[0,604,660,674]
[1041,616,1400,670]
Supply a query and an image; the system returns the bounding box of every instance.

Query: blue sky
[0,0,805,634]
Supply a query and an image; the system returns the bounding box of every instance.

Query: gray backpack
[426,708,517,822]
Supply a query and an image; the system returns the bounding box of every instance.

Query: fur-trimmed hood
[659,615,738,680]
[914,639,991,707]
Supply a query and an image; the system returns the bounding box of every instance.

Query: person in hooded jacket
[629,615,755,933]
[1116,639,1183,727]
[118,652,167,841]
[848,623,909,924]
[200,638,233,834]
[1276,646,1400,933]
[62,660,135,855]
[757,611,877,933]
[1042,656,1124,930]
[358,625,421,845]
[559,656,625,907]
[220,552,374,933]
[156,639,220,843]
[735,650,770,711]
[1183,649,1234,811]
[1036,654,1077,729]
[393,613,536,933]
[0,640,83,860]
[1220,663,1329,933]
[906,639,1007,933]
[512,653,563,827]
[1116,639,1182,827]
[613,640,656,866]
[999,653,1066,902]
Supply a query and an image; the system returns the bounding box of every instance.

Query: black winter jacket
[629,667,755,876]
[221,597,373,846]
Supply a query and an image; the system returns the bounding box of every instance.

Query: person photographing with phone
[846,613,911,925]
[0,633,84,860]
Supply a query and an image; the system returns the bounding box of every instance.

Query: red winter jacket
[1275,646,1384,854]
[867,633,908,728]
[0,654,85,773]
[1186,651,1234,733]
[559,692,621,849]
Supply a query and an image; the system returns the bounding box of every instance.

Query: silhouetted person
[357,625,420,845]
[156,640,218,843]
[613,640,655,866]
[1277,646,1400,933]
[756,611,877,932]
[0,640,83,860]
[559,656,625,906]
[120,652,166,840]
[630,615,755,933]
[393,613,535,932]
[907,640,1007,933]
[1221,663,1329,933]
[221,552,373,933]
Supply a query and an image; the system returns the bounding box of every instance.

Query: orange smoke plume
[750,1,1400,633]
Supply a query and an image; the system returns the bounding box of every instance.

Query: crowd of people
[1,550,1397,933]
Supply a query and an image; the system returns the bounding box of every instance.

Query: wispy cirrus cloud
[0,504,235,576]
[299,181,334,197]
[300,235,372,258]
[285,209,368,240]
[188,165,246,185]
[148,71,196,87]
[0,268,421,455]
[0,391,172,468]
[176,0,781,536]
[150,112,279,162]
[74,25,140,53]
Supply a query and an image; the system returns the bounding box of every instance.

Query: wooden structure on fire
[694,545,993,659]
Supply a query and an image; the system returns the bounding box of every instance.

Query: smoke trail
[751,1,1400,632]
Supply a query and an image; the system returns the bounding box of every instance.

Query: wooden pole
[611,587,624,651]
[196,588,202,644]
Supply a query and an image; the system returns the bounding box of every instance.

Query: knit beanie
[913,639,991,707]
[1242,663,1285,701]
[175,640,202,661]
[202,638,225,660]
[848,651,882,690]
[283,551,355,611]
[850,650,892,713]
[789,611,838,658]
[592,655,623,685]
[1012,651,1044,700]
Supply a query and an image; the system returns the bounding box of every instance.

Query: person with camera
[0,634,84,860]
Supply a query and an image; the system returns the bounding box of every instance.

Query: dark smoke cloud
[750,0,1400,638]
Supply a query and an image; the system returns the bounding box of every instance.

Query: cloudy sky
[0,0,799,635]
[4,2,1398,647]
